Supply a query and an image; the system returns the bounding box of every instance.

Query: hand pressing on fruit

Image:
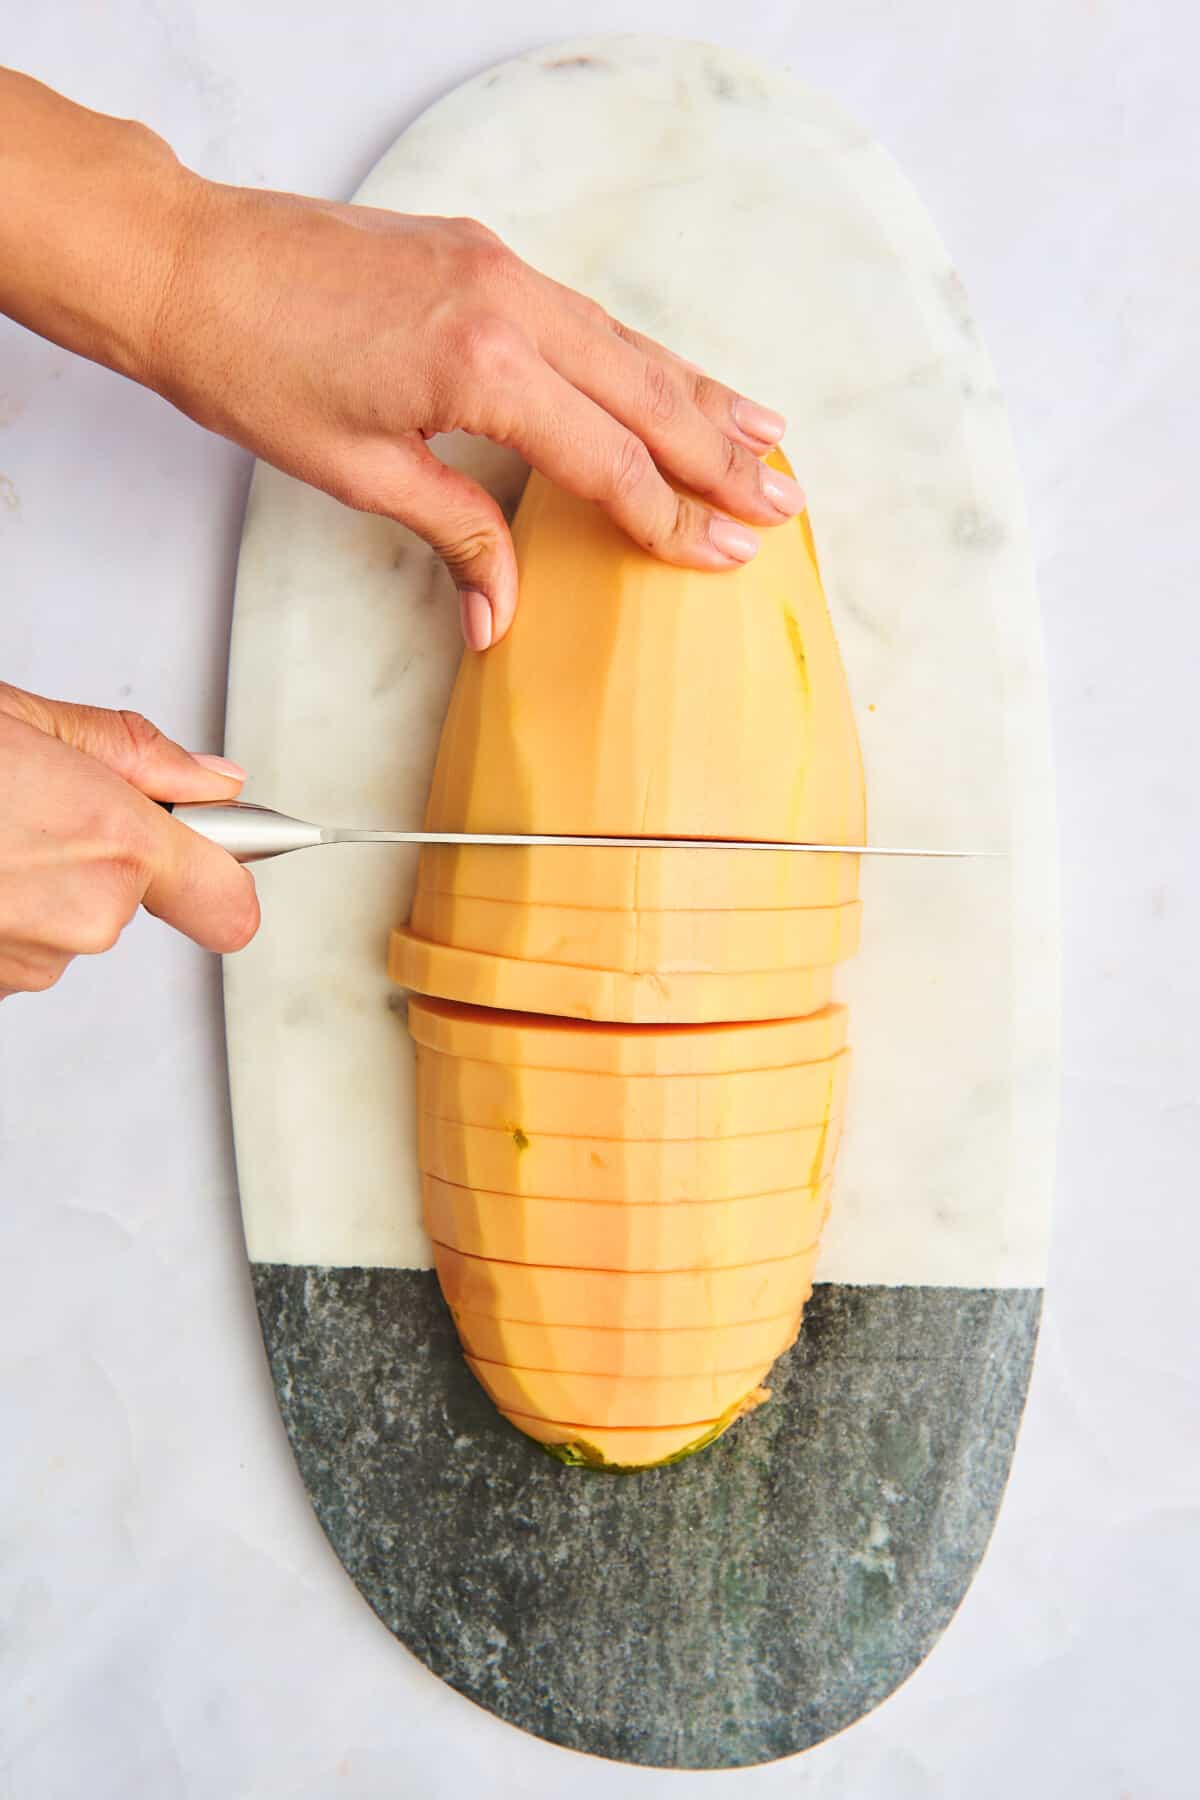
[0,66,800,995]
[0,685,259,999]
[0,68,802,652]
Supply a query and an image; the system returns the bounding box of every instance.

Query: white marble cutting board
[224,33,1056,1288]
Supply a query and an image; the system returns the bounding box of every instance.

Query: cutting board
[223,34,1056,1770]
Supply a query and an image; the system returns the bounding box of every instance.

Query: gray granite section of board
[251,1271,1040,1769]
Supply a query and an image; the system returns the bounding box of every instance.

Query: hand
[151,194,803,649]
[0,684,260,999]
[0,73,804,649]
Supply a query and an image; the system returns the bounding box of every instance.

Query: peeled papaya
[424,1175,832,1270]
[393,453,864,1467]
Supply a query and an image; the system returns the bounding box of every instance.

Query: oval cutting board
[224,35,1056,1770]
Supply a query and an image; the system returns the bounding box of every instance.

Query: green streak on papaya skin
[782,611,810,694]
[783,607,811,834]
[808,1106,832,1188]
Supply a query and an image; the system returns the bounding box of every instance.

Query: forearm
[0,68,192,384]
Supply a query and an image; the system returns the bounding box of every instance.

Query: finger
[140,803,261,954]
[531,274,787,448]
[0,685,247,802]
[540,314,803,527]
[0,948,72,997]
[474,352,763,572]
[0,856,138,958]
[340,432,518,649]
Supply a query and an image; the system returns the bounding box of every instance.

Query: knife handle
[161,800,324,863]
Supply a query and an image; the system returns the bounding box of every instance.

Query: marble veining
[252,1266,1041,1768]
[224,35,1056,1284]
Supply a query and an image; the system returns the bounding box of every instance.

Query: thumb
[362,437,519,650]
[0,683,246,802]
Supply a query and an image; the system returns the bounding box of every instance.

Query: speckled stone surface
[252,1268,1040,1768]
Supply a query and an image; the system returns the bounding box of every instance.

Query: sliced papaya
[391,927,835,1024]
[425,1176,832,1271]
[433,1242,820,1331]
[448,1308,803,1376]
[501,1388,772,1470]
[415,842,859,913]
[465,1356,774,1430]
[417,1046,848,1141]
[406,992,849,1076]
[408,890,862,975]
[417,1113,843,1202]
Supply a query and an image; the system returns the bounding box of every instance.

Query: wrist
[0,73,203,386]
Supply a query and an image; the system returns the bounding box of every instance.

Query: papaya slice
[408,891,862,975]
[406,993,849,1076]
[433,1242,820,1331]
[415,842,859,913]
[425,1176,832,1271]
[417,1113,843,1202]
[448,1308,803,1377]
[417,1046,850,1142]
[500,1390,772,1470]
[465,1356,775,1430]
[391,927,835,1024]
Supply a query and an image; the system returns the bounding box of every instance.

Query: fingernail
[708,516,760,563]
[191,752,246,781]
[760,466,806,516]
[733,397,787,445]
[459,589,493,652]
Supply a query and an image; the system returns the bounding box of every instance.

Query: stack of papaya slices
[409,996,848,1468]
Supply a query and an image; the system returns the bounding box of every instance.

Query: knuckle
[662,492,702,553]
[331,468,385,516]
[436,519,501,574]
[73,917,124,957]
[642,360,679,425]
[324,450,401,518]
[609,434,655,506]
[97,798,153,880]
[465,237,513,291]
[17,958,69,995]
[117,709,164,764]
[690,372,721,414]
[576,294,609,330]
[607,317,639,350]
[451,215,501,246]
[75,880,139,956]
[454,310,524,379]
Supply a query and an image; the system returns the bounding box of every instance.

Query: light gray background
[1,3,1196,1795]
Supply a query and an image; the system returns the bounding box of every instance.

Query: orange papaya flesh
[501,1390,772,1470]
[396,457,864,1468]
[415,842,859,913]
[465,1356,775,1430]
[407,890,862,975]
[390,928,835,1024]
[433,1242,820,1332]
[447,1308,803,1377]
[417,1112,843,1202]
[416,1046,850,1141]
[424,1175,832,1271]
[405,993,849,1076]
[421,462,865,878]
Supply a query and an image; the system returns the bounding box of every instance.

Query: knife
[166,802,995,865]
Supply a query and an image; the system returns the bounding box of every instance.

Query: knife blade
[168,802,996,866]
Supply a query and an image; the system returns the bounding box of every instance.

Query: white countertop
[2,3,1197,1795]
